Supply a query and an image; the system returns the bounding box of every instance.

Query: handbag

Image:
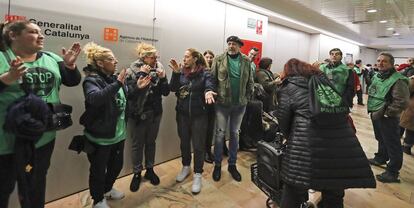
[47,103,73,131]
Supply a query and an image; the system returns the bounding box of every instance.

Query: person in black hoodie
[126,43,169,192]
[81,42,129,208]
[169,48,215,194]
[276,58,375,208]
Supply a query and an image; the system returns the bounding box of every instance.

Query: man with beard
[210,36,254,182]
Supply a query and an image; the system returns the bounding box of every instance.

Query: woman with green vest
[0,20,81,208]
[367,52,409,183]
[80,42,128,208]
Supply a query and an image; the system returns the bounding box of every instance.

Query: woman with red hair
[276,58,375,208]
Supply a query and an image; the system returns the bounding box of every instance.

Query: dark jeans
[372,116,403,175]
[356,89,363,104]
[280,184,344,208]
[130,112,162,173]
[214,104,246,165]
[404,129,414,146]
[205,106,215,153]
[176,113,207,173]
[0,140,55,208]
[87,140,124,204]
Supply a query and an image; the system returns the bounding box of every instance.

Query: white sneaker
[191,173,202,194]
[176,166,190,182]
[104,188,125,200]
[93,198,110,208]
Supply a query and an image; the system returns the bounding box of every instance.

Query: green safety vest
[367,72,408,112]
[319,63,349,95]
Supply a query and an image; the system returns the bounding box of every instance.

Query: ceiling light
[393,32,400,36]
[367,9,377,13]
[379,20,387,23]
[387,27,394,31]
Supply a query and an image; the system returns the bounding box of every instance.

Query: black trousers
[0,140,55,208]
[205,107,215,153]
[372,117,403,175]
[280,184,345,208]
[87,140,124,204]
[130,112,162,173]
[176,113,207,173]
[356,89,363,104]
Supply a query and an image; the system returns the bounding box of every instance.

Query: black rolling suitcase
[251,133,284,207]
[251,130,315,208]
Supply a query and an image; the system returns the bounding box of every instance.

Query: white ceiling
[242,0,414,49]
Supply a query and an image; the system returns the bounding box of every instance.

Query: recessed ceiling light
[393,32,400,36]
[367,9,377,13]
[387,27,394,31]
[379,20,387,23]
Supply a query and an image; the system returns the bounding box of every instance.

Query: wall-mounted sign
[247,18,256,29]
[256,20,263,35]
[4,14,26,21]
[104,27,119,42]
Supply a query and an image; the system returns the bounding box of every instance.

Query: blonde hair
[83,42,112,67]
[136,42,157,59]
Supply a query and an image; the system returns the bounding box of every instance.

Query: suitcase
[252,135,315,208]
[251,135,284,207]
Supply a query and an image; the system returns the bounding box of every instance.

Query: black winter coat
[169,69,214,117]
[276,76,375,190]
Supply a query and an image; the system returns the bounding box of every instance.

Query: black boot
[212,165,221,181]
[228,165,242,182]
[205,152,214,163]
[144,168,160,185]
[129,172,141,192]
[402,145,412,155]
[376,171,400,183]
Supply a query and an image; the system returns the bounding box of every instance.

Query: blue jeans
[213,104,246,166]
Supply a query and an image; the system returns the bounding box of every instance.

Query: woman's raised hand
[62,42,81,70]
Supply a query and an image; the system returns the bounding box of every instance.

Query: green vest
[0,49,63,155]
[319,63,349,95]
[367,72,408,112]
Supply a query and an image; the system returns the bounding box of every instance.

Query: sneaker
[191,173,202,194]
[368,158,386,167]
[104,188,125,200]
[228,165,242,182]
[93,198,109,208]
[144,168,160,185]
[129,173,141,192]
[376,171,400,183]
[212,165,221,181]
[176,166,190,182]
[402,145,412,155]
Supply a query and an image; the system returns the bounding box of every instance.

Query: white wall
[263,23,310,72]
[360,47,378,66]
[318,34,360,63]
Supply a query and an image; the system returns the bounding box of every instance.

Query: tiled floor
[46,100,414,208]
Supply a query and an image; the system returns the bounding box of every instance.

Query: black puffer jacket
[276,76,376,190]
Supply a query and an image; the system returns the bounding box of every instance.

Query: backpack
[308,74,349,117]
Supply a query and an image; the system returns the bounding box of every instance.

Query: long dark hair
[0,20,31,51]
[280,58,322,79]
